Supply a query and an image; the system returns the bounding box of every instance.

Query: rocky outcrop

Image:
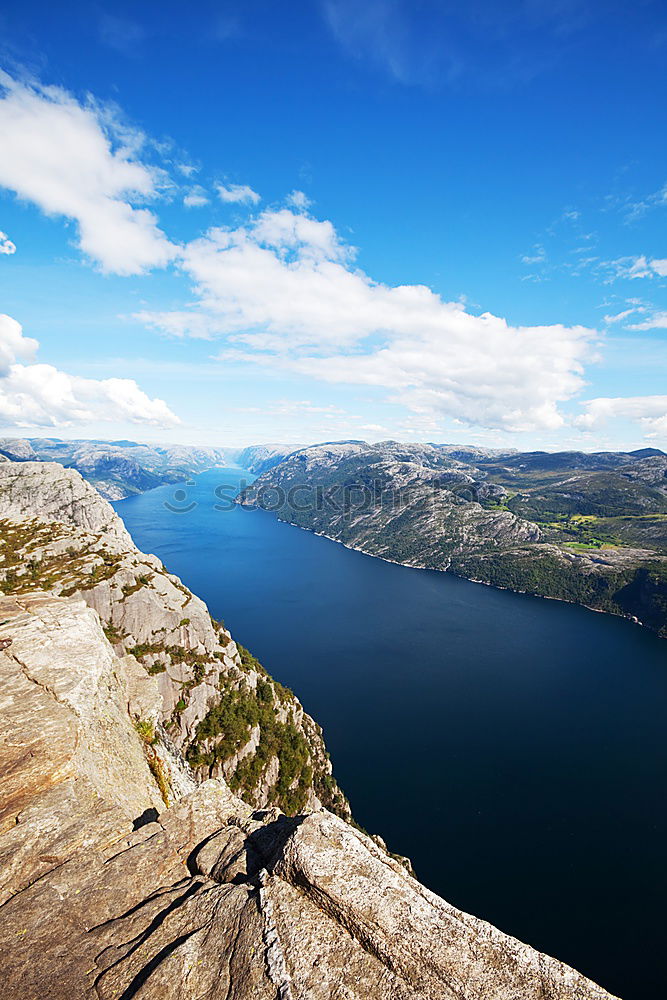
[0,593,168,903]
[0,462,348,818]
[0,461,133,541]
[0,591,616,999]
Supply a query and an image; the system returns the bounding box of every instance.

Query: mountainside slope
[0,461,347,817]
[238,441,667,636]
[236,442,301,475]
[0,580,617,999]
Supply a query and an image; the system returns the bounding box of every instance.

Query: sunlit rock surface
[0,593,616,1000]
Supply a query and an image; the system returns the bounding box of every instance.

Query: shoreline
[241,502,657,638]
[111,471,660,640]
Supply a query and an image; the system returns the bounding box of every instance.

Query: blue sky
[0,0,666,450]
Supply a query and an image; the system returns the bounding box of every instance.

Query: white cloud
[176,162,198,177]
[0,314,179,428]
[276,316,593,432]
[134,309,221,340]
[577,395,667,438]
[603,307,642,325]
[602,255,667,282]
[521,244,546,265]
[627,311,667,331]
[286,189,312,210]
[250,208,350,262]
[217,182,261,205]
[0,314,38,373]
[183,186,210,208]
[624,182,667,222]
[0,73,176,275]
[0,231,16,255]
[137,207,596,433]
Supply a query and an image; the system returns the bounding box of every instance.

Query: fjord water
[115,468,667,1000]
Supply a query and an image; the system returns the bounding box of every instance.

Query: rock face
[0,461,133,541]
[0,591,616,1000]
[0,462,348,818]
[0,593,167,904]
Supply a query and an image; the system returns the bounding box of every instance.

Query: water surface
[115,467,667,1000]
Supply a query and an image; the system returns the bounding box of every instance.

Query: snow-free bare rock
[0,461,348,818]
[0,591,616,1000]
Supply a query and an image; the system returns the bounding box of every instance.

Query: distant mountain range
[0,437,235,499]
[0,438,303,499]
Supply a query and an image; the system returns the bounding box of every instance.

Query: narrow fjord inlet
[116,468,667,1000]
[3,4,667,996]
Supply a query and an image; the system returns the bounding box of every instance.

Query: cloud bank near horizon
[0,314,180,428]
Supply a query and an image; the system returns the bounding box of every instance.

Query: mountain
[236,443,303,475]
[0,437,38,461]
[0,437,235,500]
[238,440,667,637]
[0,461,616,1000]
[0,437,307,500]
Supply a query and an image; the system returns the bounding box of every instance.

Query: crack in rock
[257,869,294,1000]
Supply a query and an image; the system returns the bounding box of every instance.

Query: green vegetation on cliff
[186,670,326,815]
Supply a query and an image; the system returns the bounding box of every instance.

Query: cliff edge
[0,591,616,999]
[0,461,618,999]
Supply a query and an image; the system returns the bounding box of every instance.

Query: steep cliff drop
[0,462,617,999]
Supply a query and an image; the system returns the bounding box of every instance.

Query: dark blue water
[115,468,667,1000]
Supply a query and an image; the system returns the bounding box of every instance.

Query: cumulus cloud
[0,231,16,255]
[0,314,179,428]
[137,207,596,433]
[0,314,38,373]
[0,73,176,275]
[217,182,261,205]
[577,395,667,438]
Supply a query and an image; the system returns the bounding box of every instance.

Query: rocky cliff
[0,462,347,818]
[0,586,617,999]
